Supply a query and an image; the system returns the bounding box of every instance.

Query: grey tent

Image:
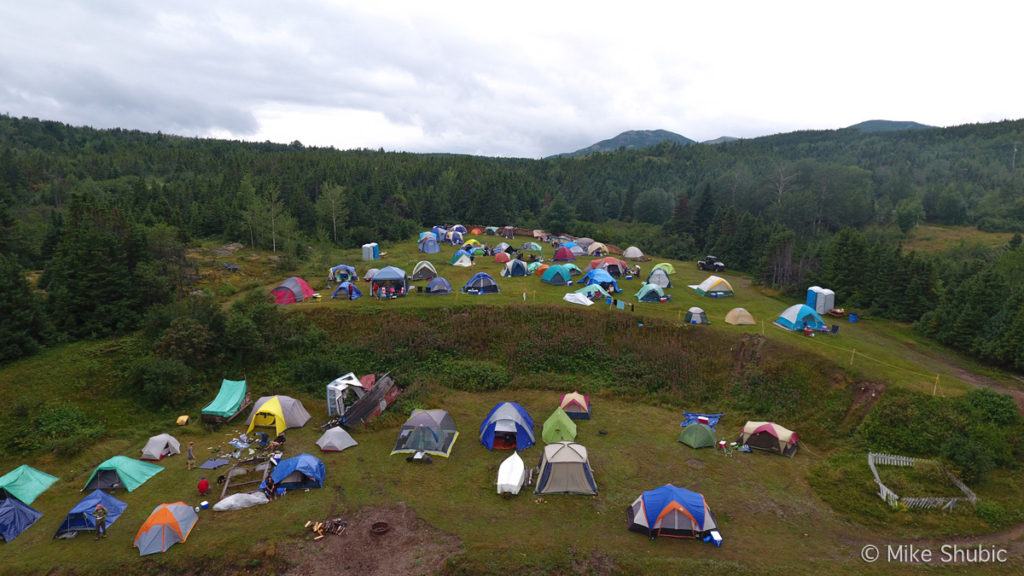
[684,307,709,325]
[316,427,358,452]
[646,268,672,289]
[411,260,438,281]
[535,442,597,495]
[140,434,180,461]
[391,409,459,458]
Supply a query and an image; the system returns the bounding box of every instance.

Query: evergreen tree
[0,256,51,363]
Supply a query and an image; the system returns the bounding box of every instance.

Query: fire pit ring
[370,521,391,535]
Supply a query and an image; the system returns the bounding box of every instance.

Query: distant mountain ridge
[702,136,738,145]
[846,119,934,132]
[556,129,695,157]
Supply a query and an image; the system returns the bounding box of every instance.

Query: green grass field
[2,233,1023,575]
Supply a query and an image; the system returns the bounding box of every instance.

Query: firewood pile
[305,517,348,540]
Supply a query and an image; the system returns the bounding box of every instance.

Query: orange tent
[134,502,198,556]
[534,264,550,277]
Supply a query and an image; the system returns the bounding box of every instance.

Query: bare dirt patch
[282,504,462,576]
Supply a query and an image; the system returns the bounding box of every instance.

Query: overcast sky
[1,1,1022,158]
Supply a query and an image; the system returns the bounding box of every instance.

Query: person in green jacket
[94,503,108,539]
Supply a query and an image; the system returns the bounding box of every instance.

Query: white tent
[452,254,474,267]
[497,452,526,495]
[623,246,644,260]
[563,293,594,306]
[316,427,358,452]
[363,268,379,281]
[140,434,180,461]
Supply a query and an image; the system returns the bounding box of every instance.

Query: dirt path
[900,342,1024,413]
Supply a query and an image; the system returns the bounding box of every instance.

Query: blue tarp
[579,269,620,293]
[54,490,127,538]
[479,402,535,450]
[641,485,711,532]
[331,281,362,300]
[681,412,724,429]
[262,454,325,491]
[0,492,42,542]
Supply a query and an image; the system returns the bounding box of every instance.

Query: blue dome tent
[774,304,826,332]
[479,402,535,451]
[54,490,127,538]
[331,281,362,300]
[463,272,500,294]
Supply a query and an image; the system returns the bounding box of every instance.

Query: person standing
[94,503,108,539]
[186,441,196,470]
[197,476,210,496]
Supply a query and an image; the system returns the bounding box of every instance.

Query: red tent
[553,247,575,261]
[271,277,315,304]
[494,252,511,263]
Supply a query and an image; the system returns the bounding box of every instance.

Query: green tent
[542,408,578,444]
[202,379,247,419]
[576,284,611,300]
[0,465,58,505]
[678,423,716,449]
[652,262,676,275]
[83,456,163,492]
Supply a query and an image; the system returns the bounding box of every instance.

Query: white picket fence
[866,452,977,511]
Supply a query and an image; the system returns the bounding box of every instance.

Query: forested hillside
[1,114,1023,370]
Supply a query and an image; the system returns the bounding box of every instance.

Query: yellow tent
[246,396,312,436]
[463,238,481,247]
[586,242,608,255]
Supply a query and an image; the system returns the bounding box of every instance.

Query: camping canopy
[739,421,799,456]
[316,427,358,452]
[541,264,573,285]
[678,423,716,449]
[271,277,315,304]
[559,392,591,420]
[480,402,535,451]
[635,283,667,302]
[628,485,716,539]
[372,266,407,284]
[689,275,734,298]
[0,465,58,505]
[425,276,453,295]
[774,304,826,331]
[140,434,180,461]
[264,454,326,490]
[391,409,459,458]
[246,395,311,436]
[83,456,163,492]
[725,308,756,325]
[496,452,526,495]
[412,260,438,281]
[0,492,42,542]
[134,503,197,556]
[535,442,597,495]
[54,490,127,538]
[463,272,499,294]
[542,408,578,444]
[623,246,645,260]
[202,379,247,420]
[652,262,676,275]
[684,307,709,325]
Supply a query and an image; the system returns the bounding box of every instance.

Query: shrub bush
[12,403,105,455]
[127,356,201,409]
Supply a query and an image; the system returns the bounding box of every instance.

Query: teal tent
[0,465,58,505]
[202,379,248,422]
[83,457,163,493]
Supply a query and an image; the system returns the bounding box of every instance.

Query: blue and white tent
[331,281,362,300]
[480,402,535,451]
[328,264,357,283]
[425,277,452,295]
[774,304,827,332]
[418,235,441,254]
[463,272,499,294]
[451,224,468,234]
[54,490,127,538]
[431,226,447,241]
[502,259,529,277]
[447,230,464,246]
[628,484,717,539]
[261,454,325,492]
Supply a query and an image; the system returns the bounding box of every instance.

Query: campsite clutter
[4,228,850,553]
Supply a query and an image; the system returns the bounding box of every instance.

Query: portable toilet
[362,243,380,261]
[806,286,835,314]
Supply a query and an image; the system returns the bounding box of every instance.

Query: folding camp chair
[829,324,840,336]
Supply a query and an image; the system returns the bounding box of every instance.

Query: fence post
[933,374,939,396]
[850,348,856,367]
